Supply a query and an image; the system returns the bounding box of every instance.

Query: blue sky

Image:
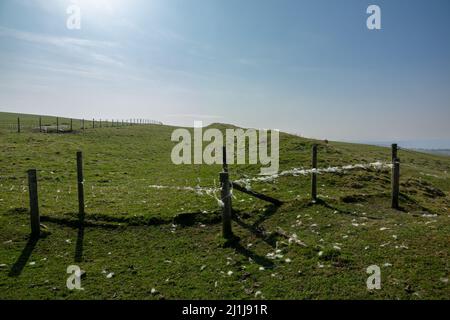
[0,0,449,144]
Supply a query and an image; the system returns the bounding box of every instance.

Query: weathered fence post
[70,118,73,131]
[92,119,95,128]
[391,158,400,209]
[82,119,85,130]
[76,151,85,216]
[222,146,228,173]
[311,144,318,202]
[39,117,42,132]
[56,117,59,132]
[17,117,20,133]
[391,144,398,163]
[220,171,233,239]
[27,169,40,238]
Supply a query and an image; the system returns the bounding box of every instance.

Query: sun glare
[73,0,124,15]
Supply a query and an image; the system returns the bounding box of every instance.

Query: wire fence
[6,141,406,240]
[0,116,163,133]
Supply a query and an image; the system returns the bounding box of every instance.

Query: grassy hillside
[0,111,449,299]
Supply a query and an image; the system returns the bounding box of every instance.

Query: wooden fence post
[27,169,40,238]
[56,117,59,132]
[77,151,85,216]
[17,117,20,133]
[391,144,398,163]
[311,144,318,202]
[70,118,73,131]
[39,117,42,132]
[92,119,95,128]
[220,172,233,239]
[391,158,400,209]
[222,146,228,173]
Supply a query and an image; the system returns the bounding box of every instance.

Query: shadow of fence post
[75,151,85,262]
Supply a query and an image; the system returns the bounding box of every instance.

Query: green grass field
[0,111,449,299]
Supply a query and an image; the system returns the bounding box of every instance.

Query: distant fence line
[22,144,402,241]
[1,116,163,133]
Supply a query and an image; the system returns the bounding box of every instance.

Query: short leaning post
[27,169,40,238]
[391,157,400,210]
[311,144,318,202]
[220,171,233,239]
[76,151,85,216]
